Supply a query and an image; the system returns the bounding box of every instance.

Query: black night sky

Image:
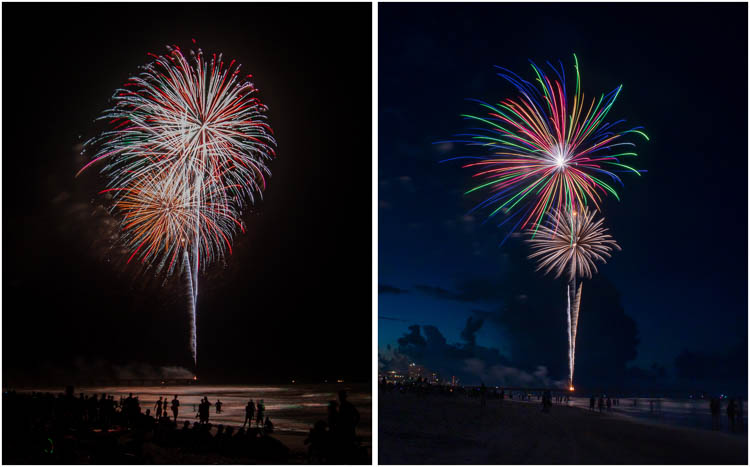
[3,3,372,384]
[379,3,747,393]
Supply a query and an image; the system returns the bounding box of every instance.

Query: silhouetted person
[256,399,265,427]
[542,390,552,413]
[305,420,330,463]
[243,399,256,428]
[727,398,737,432]
[155,396,163,419]
[198,397,211,424]
[598,396,604,413]
[589,395,596,410]
[337,390,360,442]
[264,416,274,433]
[480,382,487,408]
[327,400,339,432]
[171,395,180,421]
[737,399,744,430]
[606,397,612,411]
[710,397,721,430]
[215,399,222,414]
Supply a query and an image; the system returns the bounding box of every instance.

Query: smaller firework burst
[526,206,621,281]
[104,168,243,276]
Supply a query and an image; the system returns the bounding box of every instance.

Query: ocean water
[73,384,371,437]
[566,396,746,434]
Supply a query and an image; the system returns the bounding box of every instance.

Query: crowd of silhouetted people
[2,386,367,464]
[588,394,621,412]
[379,378,574,407]
[710,396,744,433]
[304,389,368,464]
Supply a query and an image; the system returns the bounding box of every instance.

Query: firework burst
[441,55,647,238]
[104,169,242,276]
[79,43,276,365]
[526,206,620,388]
[526,206,620,281]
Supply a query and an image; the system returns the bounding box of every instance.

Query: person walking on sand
[171,395,180,422]
[243,399,256,428]
[215,399,223,414]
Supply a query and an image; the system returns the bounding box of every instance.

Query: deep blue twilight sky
[378,3,747,393]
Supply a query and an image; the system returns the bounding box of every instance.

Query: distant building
[380,370,406,383]
[381,362,440,384]
[408,362,426,380]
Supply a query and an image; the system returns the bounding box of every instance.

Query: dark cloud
[381,320,564,387]
[624,363,668,382]
[414,285,459,300]
[379,315,411,323]
[467,247,640,390]
[674,339,747,393]
[4,358,195,387]
[415,278,505,303]
[387,246,643,390]
[396,325,427,353]
[379,284,409,295]
[460,315,484,345]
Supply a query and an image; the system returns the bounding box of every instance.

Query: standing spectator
[171,395,180,422]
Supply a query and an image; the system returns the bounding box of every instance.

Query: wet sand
[379,392,748,464]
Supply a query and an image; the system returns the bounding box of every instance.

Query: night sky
[379,3,747,393]
[3,3,372,385]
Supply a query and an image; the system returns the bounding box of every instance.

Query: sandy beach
[379,392,748,464]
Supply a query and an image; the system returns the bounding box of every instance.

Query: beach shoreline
[379,391,748,464]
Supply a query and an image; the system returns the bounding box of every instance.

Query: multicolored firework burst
[105,169,242,276]
[526,206,621,389]
[80,43,276,215]
[440,54,647,240]
[79,43,276,365]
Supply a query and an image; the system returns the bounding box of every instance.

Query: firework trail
[440,55,647,242]
[526,207,620,388]
[79,43,276,365]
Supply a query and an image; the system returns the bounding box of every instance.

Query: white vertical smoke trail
[184,250,198,366]
[566,284,573,387]
[567,281,583,388]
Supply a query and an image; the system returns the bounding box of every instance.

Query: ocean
[567,396,746,434]
[69,383,371,438]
